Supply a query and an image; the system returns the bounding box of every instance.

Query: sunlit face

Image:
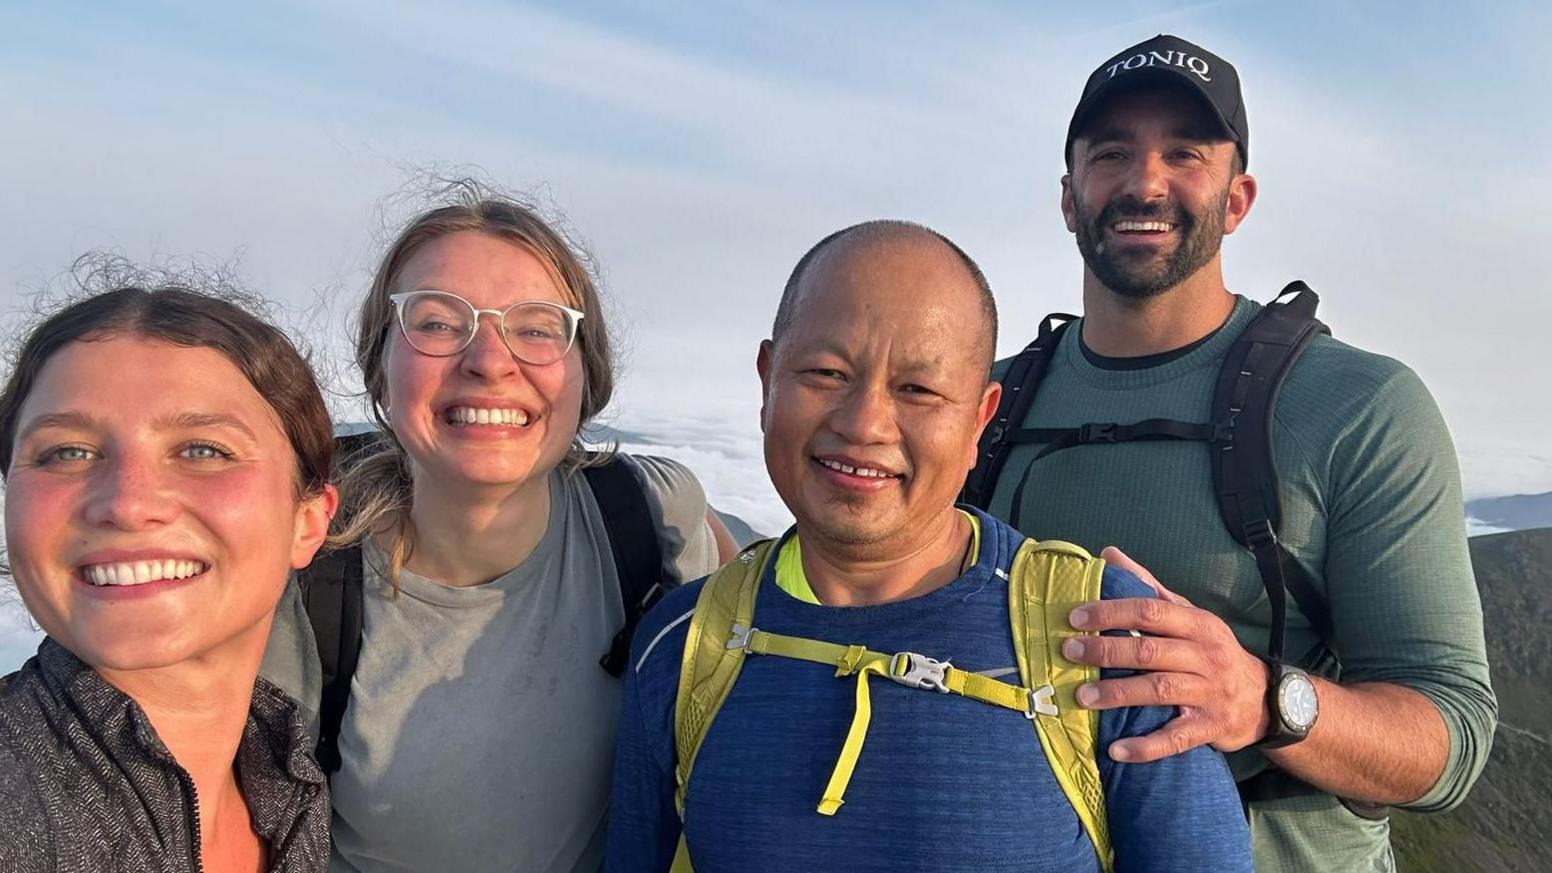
[757,234,1000,552]
[3,337,333,672]
[1062,88,1252,299]
[380,231,586,493]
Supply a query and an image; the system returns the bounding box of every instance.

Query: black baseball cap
[1065,34,1248,169]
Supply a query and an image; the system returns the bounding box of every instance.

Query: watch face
[1279,674,1319,730]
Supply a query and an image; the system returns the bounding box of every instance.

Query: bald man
[604,222,1252,873]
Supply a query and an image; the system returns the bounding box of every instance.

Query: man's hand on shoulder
[1064,547,1271,763]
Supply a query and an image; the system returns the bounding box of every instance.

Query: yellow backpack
[669,536,1114,873]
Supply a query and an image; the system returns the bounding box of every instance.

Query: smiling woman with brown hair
[260,183,735,873]
[0,285,338,872]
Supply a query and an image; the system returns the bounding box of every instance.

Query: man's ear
[974,380,1002,435]
[1223,172,1257,236]
[967,379,1003,469]
[1060,174,1078,233]
[756,340,775,433]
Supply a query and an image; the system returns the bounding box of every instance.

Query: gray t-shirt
[260,454,719,873]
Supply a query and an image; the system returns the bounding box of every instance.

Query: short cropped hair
[771,220,998,370]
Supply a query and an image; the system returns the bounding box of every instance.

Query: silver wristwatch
[1255,660,1318,749]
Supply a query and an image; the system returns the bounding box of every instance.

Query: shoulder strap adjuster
[1242,518,1278,551]
[725,623,755,651]
[1212,418,1236,444]
[1024,683,1059,719]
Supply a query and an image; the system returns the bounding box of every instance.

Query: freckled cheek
[383,349,450,414]
[555,367,584,411]
[174,470,301,558]
[535,358,587,425]
[5,477,82,554]
[4,513,65,593]
[3,479,91,622]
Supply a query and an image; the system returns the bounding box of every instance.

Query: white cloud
[609,377,792,537]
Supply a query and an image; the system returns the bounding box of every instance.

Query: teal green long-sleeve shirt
[987,296,1496,873]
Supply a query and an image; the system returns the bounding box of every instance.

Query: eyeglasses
[389,290,585,365]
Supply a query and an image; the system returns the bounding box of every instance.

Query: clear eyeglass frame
[388,289,586,365]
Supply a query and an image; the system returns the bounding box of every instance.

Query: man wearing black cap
[966,34,1496,872]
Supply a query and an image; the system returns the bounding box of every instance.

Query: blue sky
[2,2,1550,659]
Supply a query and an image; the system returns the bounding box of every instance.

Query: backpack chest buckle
[1077,423,1117,444]
[889,652,951,693]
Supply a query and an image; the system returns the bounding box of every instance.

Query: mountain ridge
[1390,527,1552,872]
[1465,491,1552,533]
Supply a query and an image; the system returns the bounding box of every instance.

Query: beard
[1073,189,1228,300]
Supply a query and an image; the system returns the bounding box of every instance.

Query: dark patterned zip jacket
[0,638,330,872]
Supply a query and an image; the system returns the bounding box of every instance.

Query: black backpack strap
[1001,416,1221,531]
[964,287,1337,665]
[294,430,385,779]
[1210,282,1335,663]
[298,543,364,778]
[585,459,670,677]
[1027,419,1217,461]
[962,313,1076,508]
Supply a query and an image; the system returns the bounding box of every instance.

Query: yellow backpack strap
[1008,538,1114,873]
[739,633,1031,815]
[669,539,778,873]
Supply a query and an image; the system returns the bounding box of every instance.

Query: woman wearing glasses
[261,186,734,872]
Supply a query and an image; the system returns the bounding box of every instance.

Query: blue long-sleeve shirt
[607,510,1252,873]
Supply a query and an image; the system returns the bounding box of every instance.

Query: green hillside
[1391,528,1552,872]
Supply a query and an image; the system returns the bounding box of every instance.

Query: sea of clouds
[3,380,1539,674]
